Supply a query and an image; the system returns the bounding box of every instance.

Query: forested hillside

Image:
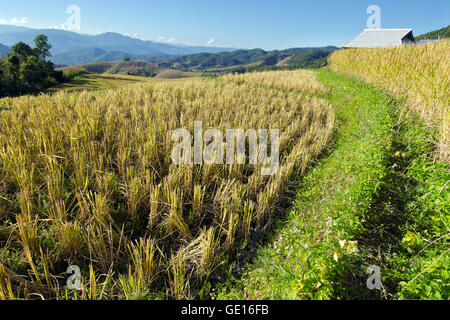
[416,25,450,40]
[158,46,338,70]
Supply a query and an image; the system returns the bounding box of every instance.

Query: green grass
[215,68,449,300]
[46,73,203,94]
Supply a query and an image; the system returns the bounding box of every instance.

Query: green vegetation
[0,40,447,301]
[60,61,201,80]
[105,60,161,77]
[61,61,118,74]
[416,25,450,41]
[0,35,65,98]
[329,42,449,161]
[154,69,201,79]
[63,67,88,81]
[46,73,151,93]
[207,59,328,76]
[158,47,337,71]
[217,69,449,300]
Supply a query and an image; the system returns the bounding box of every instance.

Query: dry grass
[329,42,449,160]
[154,69,202,79]
[223,70,327,95]
[0,70,334,299]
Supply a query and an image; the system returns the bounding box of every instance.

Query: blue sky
[0,0,448,49]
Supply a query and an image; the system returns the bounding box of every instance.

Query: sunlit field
[45,74,151,93]
[0,70,334,299]
[329,42,450,161]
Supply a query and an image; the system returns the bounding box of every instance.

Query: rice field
[0,70,334,299]
[328,42,449,161]
[223,70,328,94]
[45,74,151,93]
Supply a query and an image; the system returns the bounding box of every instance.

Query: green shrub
[64,67,88,80]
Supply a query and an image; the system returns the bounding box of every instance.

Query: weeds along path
[217,68,449,300]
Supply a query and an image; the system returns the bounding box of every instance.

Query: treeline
[415,25,450,41]
[0,35,64,98]
[202,57,329,77]
[160,46,337,70]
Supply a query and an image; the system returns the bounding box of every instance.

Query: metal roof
[343,29,414,48]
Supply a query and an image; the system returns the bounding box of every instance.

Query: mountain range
[0,24,235,65]
[2,24,447,70]
[158,47,338,70]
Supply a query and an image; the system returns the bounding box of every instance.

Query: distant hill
[61,61,119,74]
[416,25,450,41]
[105,60,161,77]
[0,24,235,64]
[154,69,201,79]
[158,46,338,70]
[62,60,200,79]
[51,47,176,66]
[0,43,9,56]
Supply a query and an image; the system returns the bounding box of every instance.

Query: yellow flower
[333,253,340,262]
[346,241,358,254]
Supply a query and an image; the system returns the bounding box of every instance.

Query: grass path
[216,68,449,300]
[46,74,151,93]
[46,73,204,94]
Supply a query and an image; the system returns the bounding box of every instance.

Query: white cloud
[51,23,76,31]
[156,36,179,43]
[51,24,65,30]
[207,37,216,45]
[9,17,28,25]
[0,19,7,24]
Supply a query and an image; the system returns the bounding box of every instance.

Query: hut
[343,29,415,48]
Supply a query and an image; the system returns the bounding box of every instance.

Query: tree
[5,54,20,80]
[21,55,44,86]
[10,42,33,62]
[0,36,62,98]
[123,57,131,61]
[34,35,52,59]
[1,54,21,95]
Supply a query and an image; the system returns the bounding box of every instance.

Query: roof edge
[363,28,413,31]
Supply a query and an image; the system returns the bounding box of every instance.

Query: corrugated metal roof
[343,29,414,48]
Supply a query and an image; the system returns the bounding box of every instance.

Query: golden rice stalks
[329,42,449,160]
[0,70,334,299]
